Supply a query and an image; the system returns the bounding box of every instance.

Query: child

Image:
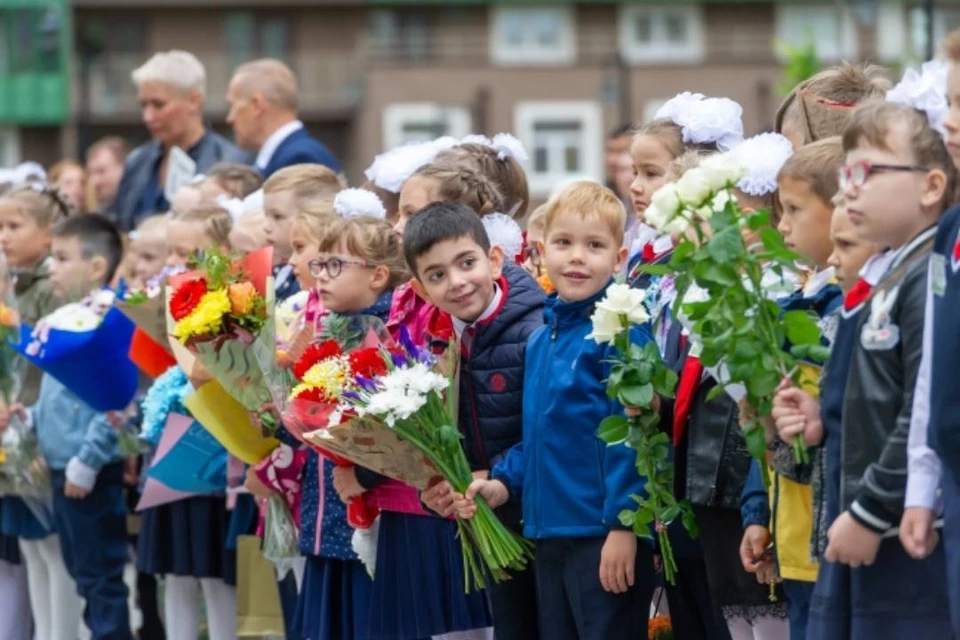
[826,197,882,294]
[127,215,168,290]
[1,214,131,639]
[409,202,545,640]
[200,162,263,200]
[521,204,546,279]
[137,202,237,640]
[774,100,955,638]
[464,181,655,640]
[395,164,502,235]
[0,184,77,640]
[739,137,846,640]
[434,135,531,218]
[774,62,891,149]
[295,215,408,640]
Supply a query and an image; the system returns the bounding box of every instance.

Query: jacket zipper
[535,318,559,533]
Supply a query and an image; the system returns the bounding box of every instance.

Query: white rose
[587,307,623,345]
[699,155,745,191]
[651,183,681,218]
[675,168,711,207]
[598,284,650,325]
[662,212,691,236]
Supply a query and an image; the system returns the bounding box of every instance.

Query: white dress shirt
[255,120,304,171]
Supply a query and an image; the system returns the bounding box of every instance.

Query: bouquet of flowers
[13,288,138,411]
[640,154,828,473]
[299,328,534,592]
[589,284,693,584]
[118,265,185,378]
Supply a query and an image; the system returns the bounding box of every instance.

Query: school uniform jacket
[840,225,936,535]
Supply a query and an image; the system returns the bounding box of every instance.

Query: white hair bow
[727,133,795,197]
[365,137,460,194]
[886,60,949,136]
[482,213,524,261]
[215,194,245,223]
[655,92,745,152]
[334,188,387,220]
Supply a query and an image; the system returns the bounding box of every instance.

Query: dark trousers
[534,537,654,640]
[664,555,732,640]
[489,501,539,640]
[781,579,814,640]
[52,463,132,640]
[941,466,960,639]
[278,570,302,640]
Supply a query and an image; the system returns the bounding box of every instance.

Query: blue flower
[140,366,193,445]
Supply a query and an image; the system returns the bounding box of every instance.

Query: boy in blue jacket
[462,181,655,640]
[408,201,546,640]
[1,215,131,639]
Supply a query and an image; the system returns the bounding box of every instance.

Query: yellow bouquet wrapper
[183,380,279,465]
[236,535,285,637]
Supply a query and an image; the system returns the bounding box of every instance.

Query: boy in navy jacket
[409,202,545,640]
[463,182,655,640]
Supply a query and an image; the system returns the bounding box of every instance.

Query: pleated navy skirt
[226,493,259,551]
[1,496,51,540]
[367,511,492,639]
[293,555,371,640]
[137,495,236,585]
[0,498,20,564]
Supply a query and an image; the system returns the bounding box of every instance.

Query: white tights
[432,629,495,640]
[725,615,790,640]
[19,535,85,640]
[0,557,31,640]
[163,574,237,640]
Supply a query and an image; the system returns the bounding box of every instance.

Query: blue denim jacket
[29,373,122,489]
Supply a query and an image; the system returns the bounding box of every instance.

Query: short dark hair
[52,214,124,286]
[402,202,490,278]
[608,123,634,139]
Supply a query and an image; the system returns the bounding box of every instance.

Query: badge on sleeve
[861,286,900,351]
[931,254,947,297]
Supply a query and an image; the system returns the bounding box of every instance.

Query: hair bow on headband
[458,133,530,165]
[334,188,387,220]
[655,92,745,152]
[215,194,245,223]
[482,213,524,264]
[886,59,949,136]
[727,133,795,197]
[365,137,459,194]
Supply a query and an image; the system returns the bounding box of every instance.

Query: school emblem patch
[860,285,900,351]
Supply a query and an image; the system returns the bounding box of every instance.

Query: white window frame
[908,6,960,61]
[513,101,603,198]
[490,6,576,66]
[618,5,704,64]
[774,4,859,62]
[382,103,471,151]
[875,0,906,62]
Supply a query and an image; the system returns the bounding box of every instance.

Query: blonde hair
[263,164,345,203]
[170,203,233,248]
[634,119,723,162]
[665,150,705,183]
[132,50,207,99]
[775,63,891,145]
[0,185,71,227]
[433,143,530,218]
[316,216,410,289]
[292,199,337,243]
[778,136,846,205]
[231,59,298,111]
[133,213,169,240]
[229,209,267,253]
[843,101,958,211]
[525,203,547,232]
[543,181,626,246]
[410,165,504,217]
[205,163,263,199]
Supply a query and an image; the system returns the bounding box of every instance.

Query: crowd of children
[1,31,960,640]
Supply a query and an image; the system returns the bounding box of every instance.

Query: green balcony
[0,0,69,124]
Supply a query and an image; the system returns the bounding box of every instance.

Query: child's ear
[369,264,390,290]
[921,168,948,210]
[90,255,108,285]
[614,246,628,273]
[488,245,505,280]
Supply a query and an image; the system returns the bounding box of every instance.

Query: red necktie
[844,278,872,311]
[953,238,960,261]
[642,242,656,262]
[672,336,704,447]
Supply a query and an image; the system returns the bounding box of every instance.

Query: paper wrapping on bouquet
[118,294,172,354]
[137,412,228,511]
[129,328,177,378]
[236,535,285,637]
[302,417,440,490]
[14,307,138,411]
[183,380,279,465]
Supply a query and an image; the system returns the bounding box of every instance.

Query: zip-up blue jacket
[493,282,651,540]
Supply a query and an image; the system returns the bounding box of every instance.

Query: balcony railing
[79,51,364,119]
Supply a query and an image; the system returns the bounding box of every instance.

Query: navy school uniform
[0,498,22,565]
[809,232,951,639]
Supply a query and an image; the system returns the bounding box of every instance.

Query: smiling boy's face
[414,234,504,324]
[542,210,626,302]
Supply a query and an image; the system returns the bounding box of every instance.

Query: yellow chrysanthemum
[173,289,231,342]
[301,357,349,399]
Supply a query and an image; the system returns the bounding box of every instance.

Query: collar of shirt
[859,250,898,286]
[452,283,502,338]
[255,120,304,170]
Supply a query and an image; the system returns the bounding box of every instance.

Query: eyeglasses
[838,160,929,190]
[522,244,541,267]
[307,257,371,279]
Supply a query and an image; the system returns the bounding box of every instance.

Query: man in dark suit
[226,59,340,178]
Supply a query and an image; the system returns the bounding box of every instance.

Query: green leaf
[808,345,832,363]
[681,505,700,538]
[748,209,771,231]
[662,505,681,524]
[747,371,780,398]
[783,310,822,346]
[640,264,672,276]
[707,225,744,263]
[672,240,696,262]
[759,227,789,253]
[790,344,811,360]
[618,509,636,527]
[744,425,768,461]
[706,385,726,401]
[620,383,654,408]
[635,507,655,525]
[598,415,629,444]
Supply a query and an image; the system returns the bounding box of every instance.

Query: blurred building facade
[0,0,956,190]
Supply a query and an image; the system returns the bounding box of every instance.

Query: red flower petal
[347,347,387,379]
[169,278,208,321]
[293,340,343,380]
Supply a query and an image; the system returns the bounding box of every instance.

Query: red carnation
[169,278,208,321]
[348,348,387,379]
[293,340,343,380]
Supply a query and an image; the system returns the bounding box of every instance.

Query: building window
[0,129,20,166]
[618,5,704,64]
[775,4,858,61]
[382,103,471,150]
[908,6,960,60]
[514,101,602,198]
[490,7,575,66]
[875,1,906,61]
[224,12,292,68]
[369,10,431,61]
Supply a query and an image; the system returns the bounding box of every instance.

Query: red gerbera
[348,347,388,379]
[293,340,343,380]
[292,385,333,403]
[169,278,208,321]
